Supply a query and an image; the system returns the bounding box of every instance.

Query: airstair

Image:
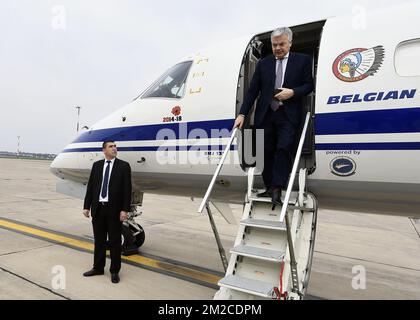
[199,112,318,300]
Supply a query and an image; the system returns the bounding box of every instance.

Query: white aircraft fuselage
[50,3,420,218]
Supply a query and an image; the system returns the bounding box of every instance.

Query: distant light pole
[76,106,81,132]
[17,136,20,156]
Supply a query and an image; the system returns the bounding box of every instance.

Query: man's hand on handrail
[233,114,245,129]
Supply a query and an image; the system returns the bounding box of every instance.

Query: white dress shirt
[99,158,115,202]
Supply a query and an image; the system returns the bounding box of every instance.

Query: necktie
[271,58,283,111]
[101,160,111,199]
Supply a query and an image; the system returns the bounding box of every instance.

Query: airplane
[50,2,420,300]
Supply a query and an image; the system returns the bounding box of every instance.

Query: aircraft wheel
[132,223,145,248]
[121,224,135,247]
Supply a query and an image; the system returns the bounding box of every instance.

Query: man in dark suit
[234,27,314,204]
[82,140,132,283]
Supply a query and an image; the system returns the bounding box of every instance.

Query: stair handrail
[198,127,238,213]
[279,112,311,222]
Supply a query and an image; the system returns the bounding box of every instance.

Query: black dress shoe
[257,189,272,198]
[271,188,283,205]
[111,273,120,283]
[83,269,104,277]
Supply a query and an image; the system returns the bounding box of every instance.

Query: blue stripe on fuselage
[70,108,420,142]
[315,142,420,150]
[315,107,420,135]
[62,109,420,153]
[62,145,237,153]
[72,119,235,143]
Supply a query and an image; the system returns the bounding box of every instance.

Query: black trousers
[92,203,122,273]
[261,107,297,189]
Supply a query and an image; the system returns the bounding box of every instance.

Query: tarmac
[0,158,420,300]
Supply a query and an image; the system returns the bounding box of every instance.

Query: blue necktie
[101,160,111,199]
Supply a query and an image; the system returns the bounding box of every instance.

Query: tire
[132,223,145,248]
[121,224,135,247]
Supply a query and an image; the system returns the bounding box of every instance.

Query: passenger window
[395,39,420,76]
[142,61,192,99]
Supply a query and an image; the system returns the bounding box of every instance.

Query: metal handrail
[198,127,238,213]
[279,112,311,222]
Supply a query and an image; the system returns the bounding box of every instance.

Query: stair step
[230,245,285,262]
[248,197,297,205]
[218,275,276,299]
[249,191,298,204]
[240,218,287,231]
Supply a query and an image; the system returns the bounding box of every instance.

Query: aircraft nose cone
[50,155,58,168]
[50,154,61,176]
[49,149,80,179]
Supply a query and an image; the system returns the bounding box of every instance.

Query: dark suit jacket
[239,52,314,128]
[83,158,132,218]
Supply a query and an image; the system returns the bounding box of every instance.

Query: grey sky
[1,0,415,154]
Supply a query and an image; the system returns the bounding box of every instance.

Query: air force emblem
[333,46,385,82]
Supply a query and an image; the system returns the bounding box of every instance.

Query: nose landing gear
[121,204,145,256]
[105,201,145,256]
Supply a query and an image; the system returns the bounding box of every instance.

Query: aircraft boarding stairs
[199,112,318,300]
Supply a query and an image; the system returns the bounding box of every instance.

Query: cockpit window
[142,61,193,99]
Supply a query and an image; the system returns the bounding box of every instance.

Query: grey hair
[271,27,293,42]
